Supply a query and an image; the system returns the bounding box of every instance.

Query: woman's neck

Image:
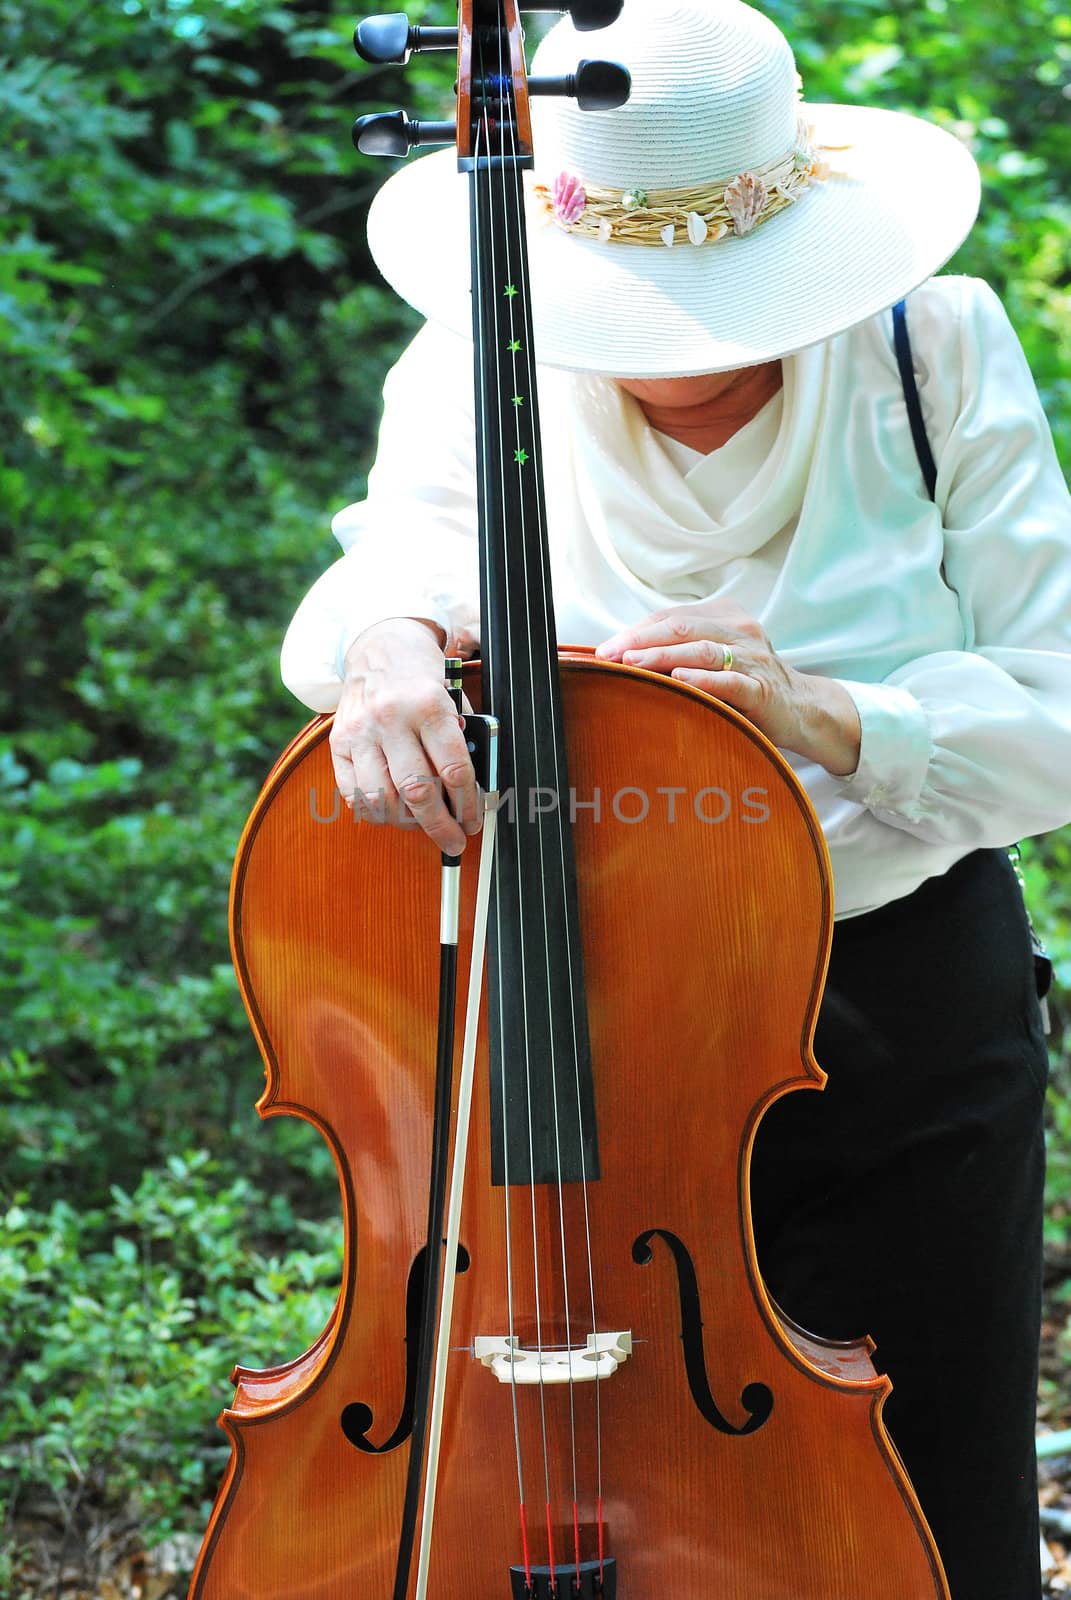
[617,360,783,454]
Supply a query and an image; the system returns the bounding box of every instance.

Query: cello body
[189,655,949,1599]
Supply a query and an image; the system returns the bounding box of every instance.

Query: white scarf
[539,341,831,609]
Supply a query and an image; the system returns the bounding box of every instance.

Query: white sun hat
[365,0,980,376]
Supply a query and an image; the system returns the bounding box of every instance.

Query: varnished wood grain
[189,657,949,1600]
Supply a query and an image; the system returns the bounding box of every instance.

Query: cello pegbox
[353,12,459,66]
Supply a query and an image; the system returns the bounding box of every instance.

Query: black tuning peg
[563,0,624,28]
[354,12,458,66]
[528,58,631,111]
[519,1,624,30]
[352,109,457,156]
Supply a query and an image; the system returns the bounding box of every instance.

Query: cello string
[500,0,602,1350]
[496,153,585,1575]
[491,65,587,1567]
[480,22,560,1547]
[472,95,529,1533]
[498,18,605,1550]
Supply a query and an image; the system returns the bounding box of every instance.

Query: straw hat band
[532,116,837,249]
[529,2,801,187]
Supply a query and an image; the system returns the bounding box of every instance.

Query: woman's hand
[330,617,481,855]
[596,600,861,777]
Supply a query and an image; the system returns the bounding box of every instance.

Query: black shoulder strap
[892,301,1051,1007]
[892,297,938,503]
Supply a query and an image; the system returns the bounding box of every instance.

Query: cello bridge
[473,1331,632,1385]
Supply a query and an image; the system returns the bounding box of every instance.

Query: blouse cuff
[834,679,933,819]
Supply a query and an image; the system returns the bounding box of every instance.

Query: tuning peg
[528,57,631,111]
[352,109,457,156]
[519,1,624,30]
[354,12,458,66]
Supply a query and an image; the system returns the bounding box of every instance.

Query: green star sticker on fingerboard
[504,283,518,298]
[512,395,525,408]
[507,339,522,353]
[514,447,529,466]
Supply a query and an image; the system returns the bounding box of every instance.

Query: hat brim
[366,103,980,377]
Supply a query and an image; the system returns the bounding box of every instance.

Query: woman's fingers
[597,616,701,658]
[596,602,754,661]
[330,617,481,852]
[406,703,483,841]
[621,639,735,672]
[671,664,759,708]
[331,721,375,809]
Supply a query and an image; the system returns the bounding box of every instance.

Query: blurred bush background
[1,0,1068,1592]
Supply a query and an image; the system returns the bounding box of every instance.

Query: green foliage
[761,0,1071,457]
[0,1151,339,1554]
[0,0,1069,1589]
[0,0,439,1578]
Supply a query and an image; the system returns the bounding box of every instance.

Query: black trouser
[751,848,1048,1600]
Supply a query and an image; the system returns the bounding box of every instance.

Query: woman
[280,2,1071,1593]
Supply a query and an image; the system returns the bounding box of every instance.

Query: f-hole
[340,1242,471,1454]
[633,1227,773,1435]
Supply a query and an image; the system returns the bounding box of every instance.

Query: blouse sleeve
[280,321,481,712]
[836,277,1071,846]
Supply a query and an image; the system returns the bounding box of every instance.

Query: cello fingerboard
[468,12,599,1188]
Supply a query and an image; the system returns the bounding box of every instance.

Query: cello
[190,3,952,1595]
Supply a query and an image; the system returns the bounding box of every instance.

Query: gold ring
[721,644,734,672]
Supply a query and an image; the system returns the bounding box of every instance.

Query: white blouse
[281,275,1071,917]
